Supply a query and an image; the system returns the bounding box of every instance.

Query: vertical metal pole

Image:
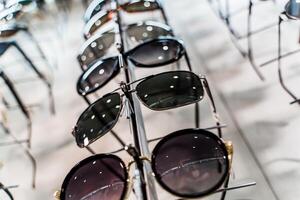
[114,1,158,199]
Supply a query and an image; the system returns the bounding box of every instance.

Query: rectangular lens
[136,71,204,110]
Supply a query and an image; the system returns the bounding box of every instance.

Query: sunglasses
[77,38,192,103]
[56,127,232,200]
[78,21,173,70]
[83,0,167,25]
[74,70,222,148]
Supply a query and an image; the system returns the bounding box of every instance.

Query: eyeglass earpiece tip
[53,190,61,199]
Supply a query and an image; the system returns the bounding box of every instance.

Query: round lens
[74,93,122,147]
[77,56,120,95]
[127,38,184,67]
[61,154,127,200]
[152,129,229,198]
[136,71,204,110]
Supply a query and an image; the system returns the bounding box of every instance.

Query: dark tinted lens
[127,38,184,67]
[136,71,204,110]
[286,1,300,19]
[79,32,115,70]
[126,22,173,43]
[62,155,127,200]
[152,129,228,197]
[77,57,119,95]
[74,93,122,147]
[84,11,113,38]
[122,0,160,12]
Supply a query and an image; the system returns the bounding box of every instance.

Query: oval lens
[127,38,184,67]
[79,31,115,70]
[136,71,204,110]
[74,93,122,147]
[152,129,229,198]
[83,11,113,38]
[77,56,120,95]
[126,21,173,44]
[61,154,127,200]
[122,0,160,13]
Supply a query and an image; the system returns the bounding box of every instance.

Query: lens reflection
[136,71,204,110]
[77,56,120,95]
[127,38,184,67]
[63,155,127,200]
[122,0,160,13]
[74,93,122,147]
[286,0,300,19]
[152,129,228,197]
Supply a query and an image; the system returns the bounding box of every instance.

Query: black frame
[0,40,55,114]
[0,182,14,200]
[151,128,230,199]
[59,154,129,200]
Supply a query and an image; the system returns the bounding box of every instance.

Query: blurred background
[0,0,300,199]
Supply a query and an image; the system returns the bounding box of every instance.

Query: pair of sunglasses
[78,20,173,70]
[56,127,232,200]
[77,37,191,103]
[74,70,221,148]
[83,0,168,38]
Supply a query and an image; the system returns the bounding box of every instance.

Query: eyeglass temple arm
[11,41,55,114]
[147,124,227,143]
[260,13,300,68]
[107,124,228,155]
[182,50,198,127]
[276,13,300,105]
[175,181,256,200]
[6,132,37,188]
[0,182,15,200]
[0,70,33,148]
[200,77,223,138]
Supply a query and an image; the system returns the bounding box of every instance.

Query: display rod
[113,1,159,199]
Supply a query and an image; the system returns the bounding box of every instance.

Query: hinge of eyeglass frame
[53,190,61,200]
[224,141,233,170]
